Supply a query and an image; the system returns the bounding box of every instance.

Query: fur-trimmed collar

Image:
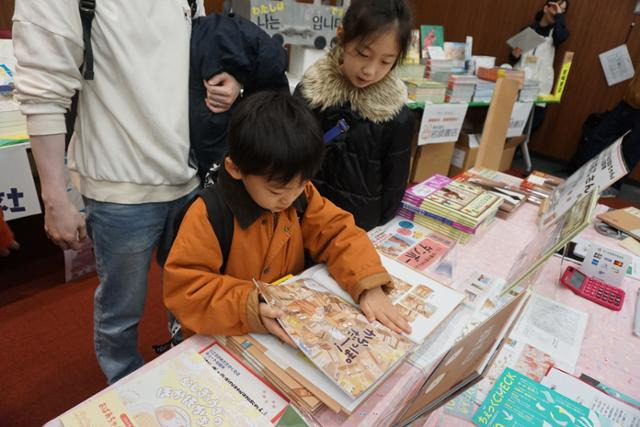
[299,47,407,123]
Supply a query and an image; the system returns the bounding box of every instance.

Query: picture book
[420,25,444,60]
[253,257,465,400]
[370,217,456,272]
[301,257,465,344]
[393,290,530,426]
[60,351,272,427]
[254,277,415,399]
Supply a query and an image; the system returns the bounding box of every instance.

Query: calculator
[560,266,625,311]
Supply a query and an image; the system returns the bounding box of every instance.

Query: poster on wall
[598,44,635,86]
[0,144,41,221]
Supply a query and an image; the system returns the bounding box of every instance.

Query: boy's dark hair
[228,91,324,184]
[535,0,570,21]
[341,0,413,66]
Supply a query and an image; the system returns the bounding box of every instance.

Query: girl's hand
[259,303,297,348]
[359,287,412,334]
[512,47,523,59]
[546,2,562,15]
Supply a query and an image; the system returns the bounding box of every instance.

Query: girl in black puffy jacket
[295,0,415,231]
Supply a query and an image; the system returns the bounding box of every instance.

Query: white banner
[506,102,533,138]
[0,144,41,221]
[418,103,469,145]
[539,137,628,228]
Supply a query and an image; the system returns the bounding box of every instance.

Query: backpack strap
[199,185,234,274]
[79,0,96,80]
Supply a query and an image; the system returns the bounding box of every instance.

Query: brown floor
[0,182,637,426]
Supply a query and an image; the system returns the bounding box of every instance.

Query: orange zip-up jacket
[163,171,392,337]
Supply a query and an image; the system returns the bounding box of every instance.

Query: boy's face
[225,158,307,213]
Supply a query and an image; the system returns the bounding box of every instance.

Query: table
[46,203,640,427]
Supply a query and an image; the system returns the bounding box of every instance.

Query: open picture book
[254,257,465,402]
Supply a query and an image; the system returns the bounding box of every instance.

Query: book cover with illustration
[420,25,444,61]
[254,277,415,399]
[60,351,272,427]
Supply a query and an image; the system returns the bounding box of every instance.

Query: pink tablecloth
[46,204,640,427]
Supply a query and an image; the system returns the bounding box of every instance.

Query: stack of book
[520,170,564,205]
[473,79,496,103]
[398,175,503,243]
[423,58,455,83]
[476,67,525,87]
[403,78,447,103]
[445,75,476,103]
[519,79,541,101]
[454,168,528,219]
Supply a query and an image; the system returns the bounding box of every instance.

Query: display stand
[474,77,520,170]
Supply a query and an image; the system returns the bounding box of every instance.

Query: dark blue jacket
[190,14,289,177]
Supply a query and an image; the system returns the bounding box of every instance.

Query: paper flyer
[510,293,588,373]
[542,368,640,427]
[199,341,289,424]
[473,368,601,427]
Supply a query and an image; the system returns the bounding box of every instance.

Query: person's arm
[552,13,570,46]
[12,2,87,250]
[380,107,414,225]
[163,199,271,336]
[30,134,87,250]
[301,184,411,333]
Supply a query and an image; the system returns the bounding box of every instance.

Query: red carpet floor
[0,262,168,426]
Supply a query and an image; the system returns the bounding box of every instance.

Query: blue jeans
[84,189,197,384]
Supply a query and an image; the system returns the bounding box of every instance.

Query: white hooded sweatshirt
[12,0,201,203]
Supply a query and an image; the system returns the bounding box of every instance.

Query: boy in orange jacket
[164,91,410,345]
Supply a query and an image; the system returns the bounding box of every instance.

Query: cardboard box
[449,133,480,176]
[499,135,526,172]
[410,142,456,183]
[449,133,525,176]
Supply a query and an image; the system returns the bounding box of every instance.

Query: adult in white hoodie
[12,0,240,383]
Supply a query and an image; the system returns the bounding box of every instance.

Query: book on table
[245,257,464,415]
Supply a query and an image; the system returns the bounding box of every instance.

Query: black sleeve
[380,107,415,224]
[552,13,570,46]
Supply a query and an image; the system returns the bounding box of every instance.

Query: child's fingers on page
[360,302,376,323]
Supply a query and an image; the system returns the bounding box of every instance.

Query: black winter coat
[190,14,289,177]
[295,48,415,231]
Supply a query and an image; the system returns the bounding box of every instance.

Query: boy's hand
[359,287,412,334]
[512,47,523,59]
[259,303,297,348]
[204,72,241,113]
